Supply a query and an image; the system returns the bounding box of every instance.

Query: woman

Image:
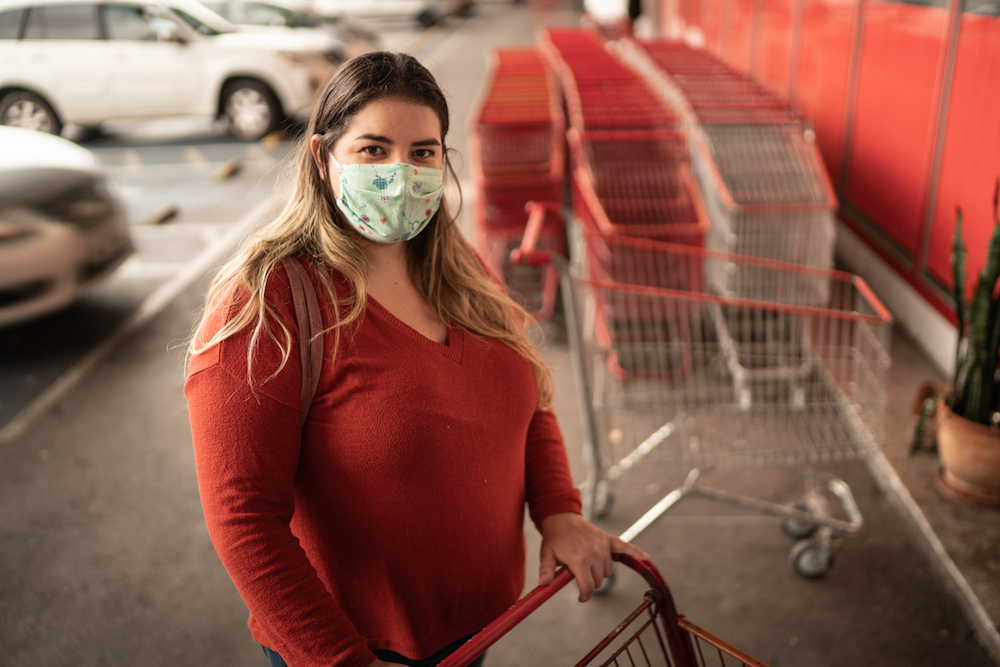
[185,51,647,667]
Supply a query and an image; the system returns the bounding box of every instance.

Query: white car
[0,0,343,140]
[0,126,133,328]
[308,0,470,27]
[200,0,381,59]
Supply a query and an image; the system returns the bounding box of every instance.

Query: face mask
[331,159,444,243]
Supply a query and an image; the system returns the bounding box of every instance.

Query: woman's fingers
[537,513,651,601]
[611,536,650,562]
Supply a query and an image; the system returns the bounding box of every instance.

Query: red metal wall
[845,1,949,260]
[671,0,1000,312]
[720,0,755,72]
[925,13,1000,290]
[756,0,795,99]
[791,0,856,181]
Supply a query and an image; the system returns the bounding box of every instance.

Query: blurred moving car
[0,126,133,328]
[309,0,471,27]
[0,0,344,140]
[201,0,381,58]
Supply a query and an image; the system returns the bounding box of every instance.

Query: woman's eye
[413,149,435,159]
[361,145,383,156]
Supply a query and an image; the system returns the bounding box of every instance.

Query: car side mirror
[155,21,188,43]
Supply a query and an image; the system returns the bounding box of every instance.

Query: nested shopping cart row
[540,27,704,257]
[540,28,681,134]
[633,40,801,127]
[615,38,838,288]
[514,199,891,579]
[469,47,566,320]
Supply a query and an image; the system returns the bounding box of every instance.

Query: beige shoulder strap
[281,257,324,425]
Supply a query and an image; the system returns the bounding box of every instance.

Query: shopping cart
[513,202,892,579]
[437,553,768,667]
[469,46,566,320]
[614,38,837,282]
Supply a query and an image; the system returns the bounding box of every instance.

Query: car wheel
[223,79,282,141]
[0,91,62,135]
[416,6,443,26]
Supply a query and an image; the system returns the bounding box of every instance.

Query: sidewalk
[871,325,1000,663]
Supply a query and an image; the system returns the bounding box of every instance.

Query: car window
[238,2,277,24]
[170,8,221,35]
[256,3,322,27]
[103,4,173,40]
[23,4,102,39]
[165,1,236,34]
[0,8,25,38]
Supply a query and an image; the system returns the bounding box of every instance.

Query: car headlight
[281,51,313,64]
[0,213,43,245]
[38,176,120,232]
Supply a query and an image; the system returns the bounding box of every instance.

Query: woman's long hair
[191,51,553,409]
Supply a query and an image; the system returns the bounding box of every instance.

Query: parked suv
[0,0,343,139]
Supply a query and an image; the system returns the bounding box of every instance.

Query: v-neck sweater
[184,259,582,667]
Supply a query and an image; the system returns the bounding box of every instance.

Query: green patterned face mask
[332,159,444,243]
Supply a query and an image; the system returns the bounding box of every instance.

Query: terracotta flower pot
[936,403,1000,507]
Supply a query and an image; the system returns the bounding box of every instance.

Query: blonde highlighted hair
[191,51,553,409]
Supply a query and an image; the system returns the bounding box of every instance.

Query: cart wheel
[594,570,616,596]
[790,540,833,579]
[781,506,818,540]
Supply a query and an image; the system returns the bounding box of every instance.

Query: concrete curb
[864,450,1000,666]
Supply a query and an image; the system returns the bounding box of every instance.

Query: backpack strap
[281,257,324,425]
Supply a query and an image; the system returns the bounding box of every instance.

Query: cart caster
[781,503,818,540]
[594,570,616,596]
[789,539,833,579]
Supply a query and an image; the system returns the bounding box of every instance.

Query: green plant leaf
[959,186,1000,423]
[952,208,967,409]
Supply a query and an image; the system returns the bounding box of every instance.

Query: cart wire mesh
[614,38,838,278]
[578,228,892,477]
[436,555,768,667]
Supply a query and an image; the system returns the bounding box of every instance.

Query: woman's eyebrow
[354,133,393,143]
[412,139,442,147]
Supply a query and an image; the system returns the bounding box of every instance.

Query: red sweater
[185,260,581,667]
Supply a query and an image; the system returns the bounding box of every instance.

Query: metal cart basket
[515,203,892,578]
[437,554,768,667]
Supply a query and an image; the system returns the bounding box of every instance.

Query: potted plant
[931,184,1000,506]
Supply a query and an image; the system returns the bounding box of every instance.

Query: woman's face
[313,96,444,200]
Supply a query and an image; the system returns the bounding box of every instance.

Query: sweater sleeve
[524,409,583,531]
[184,272,377,667]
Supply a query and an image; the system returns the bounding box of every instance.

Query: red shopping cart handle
[436,554,665,667]
[510,201,560,266]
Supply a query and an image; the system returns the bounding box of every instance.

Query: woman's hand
[538,512,650,602]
